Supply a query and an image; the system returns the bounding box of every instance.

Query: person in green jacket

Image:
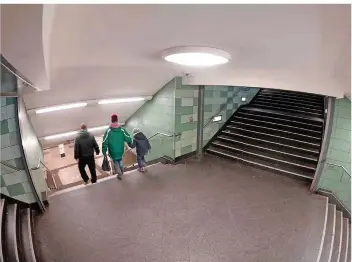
[102,114,132,179]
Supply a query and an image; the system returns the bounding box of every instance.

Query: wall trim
[310,97,335,192]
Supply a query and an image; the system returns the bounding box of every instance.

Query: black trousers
[78,156,97,183]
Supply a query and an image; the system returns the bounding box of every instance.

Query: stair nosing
[227,126,321,147]
[253,97,323,110]
[252,100,323,113]
[233,116,321,134]
[222,130,320,154]
[237,111,322,128]
[249,103,322,116]
[244,107,323,122]
[212,141,316,170]
[206,148,313,179]
[217,135,318,162]
[230,121,321,140]
[258,91,324,102]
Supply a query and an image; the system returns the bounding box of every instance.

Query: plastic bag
[102,155,111,172]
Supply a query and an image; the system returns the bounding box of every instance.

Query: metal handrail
[325,162,351,181]
[203,87,245,128]
[0,160,22,172]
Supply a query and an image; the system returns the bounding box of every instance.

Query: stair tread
[331,211,343,262]
[253,96,324,110]
[237,110,322,129]
[5,204,20,262]
[217,135,318,161]
[233,115,322,134]
[227,126,321,147]
[260,90,324,101]
[222,130,320,155]
[206,146,314,179]
[257,93,324,106]
[249,103,322,117]
[251,99,323,113]
[230,121,321,140]
[340,218,349,262]
[212,140,317,170]
[20,208,37,262]
[320,204,336,262]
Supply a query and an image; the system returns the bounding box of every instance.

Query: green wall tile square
[193,98,198,106]
[220,91,228,97]
[334,129,351,141]
[7,183,25,197]
[0,98,6,107]
[0,175,5,187]
[204,104,212,112]
[181,145,193,155]
[176,122,197,133]
[14,157,25,169]
[337,106,351,119]
[0,187,9,196]
[176,106,194,115]
[6,97,16,105]
[327,149,350,163]
[1,119,9,135]
[330,138,350,152]
[205,90,213,98]
[336,118,351,130]
[13,192,36,204]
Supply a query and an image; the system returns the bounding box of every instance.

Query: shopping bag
[102,156,111,172]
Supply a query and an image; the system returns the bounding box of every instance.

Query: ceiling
[1,4,350,144]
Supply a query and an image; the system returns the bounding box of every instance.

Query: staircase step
[222,130,320,156]
[227,126,320,149]
[260,89,324,102]
[340,218,349,262]
[243,107,324,124]
[217,135,318,162]
[253,96,324,110]
[331,211,343,262]
[212,140,316,171]
[257,93,324,106]
[251,99,323,113]
[206,146,314,180]
[20,208,38,262]
[0,199,5,262]
[232,115,322,135]
[229,121,321,143]
[320,204,336,262]
[249,103,323,117]
[5,204,20,262]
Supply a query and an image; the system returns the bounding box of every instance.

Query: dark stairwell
[206,88,325,180]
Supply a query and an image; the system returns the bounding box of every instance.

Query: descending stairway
[207,88,325,180]
[0,197,39,262]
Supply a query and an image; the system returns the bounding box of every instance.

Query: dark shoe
[91,181,97,184]
[117,175,122,180]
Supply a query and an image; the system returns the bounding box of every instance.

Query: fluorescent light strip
[98,97,148,105]
[36,102,87,114]
[43,124,124,140]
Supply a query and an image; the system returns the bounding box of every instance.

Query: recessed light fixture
[241,97,247,102]
[162,46,231,67]
[36,102,87,114]
[98,96,152,105]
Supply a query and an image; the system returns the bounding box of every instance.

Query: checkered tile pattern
[174,84,259,157]
[1,97,37,203]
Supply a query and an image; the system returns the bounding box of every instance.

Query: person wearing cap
[130,128,151,172]
[74,123,100,184]
[102,114,132,180]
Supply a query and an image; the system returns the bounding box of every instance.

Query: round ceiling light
[162,46,231,67]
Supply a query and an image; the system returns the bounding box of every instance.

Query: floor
[35,155,327,262]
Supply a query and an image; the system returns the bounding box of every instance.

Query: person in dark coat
[74,123,100,184]
[131,128,151,172]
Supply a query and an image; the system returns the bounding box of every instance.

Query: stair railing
[0,160,22,172]
[325,162,351,181]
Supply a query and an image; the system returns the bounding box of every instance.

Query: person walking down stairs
[102,114,132,180]
[74,123,100,184]
[131,127,151,172]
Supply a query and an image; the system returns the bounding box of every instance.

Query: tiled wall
[124,78,177,161]
[0,97,37,203]
[318,98,351,211]
[174,82,259,158]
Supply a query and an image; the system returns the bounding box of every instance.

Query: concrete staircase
[207,88,325,180]
[0,197,39,262]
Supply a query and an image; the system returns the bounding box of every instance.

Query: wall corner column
[196,85,205,158]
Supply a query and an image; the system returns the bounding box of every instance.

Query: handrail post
[196,85,205,158]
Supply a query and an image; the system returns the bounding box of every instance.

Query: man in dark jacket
[74,123,100,184]
[131,128,151,172]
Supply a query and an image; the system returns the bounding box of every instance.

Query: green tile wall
[0,96,37,204]
[318,98,351,211]
[124,78,177,161]
[174,83,259,157]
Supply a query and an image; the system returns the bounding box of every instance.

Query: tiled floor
[35,155,327,262]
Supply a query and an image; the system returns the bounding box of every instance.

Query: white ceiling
[1,4,350,145]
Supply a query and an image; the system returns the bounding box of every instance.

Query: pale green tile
[7,183,25,196]
[330,138,350,152]
[1,119,9,135]
[0,187,9,196]
[334,128,351,141]
[0,175,5,187]
[0,106,7,121]
[327,149,350,163]
[336,106,351,119]
[6,104,15,119]
[1,133,10,148]
[175,106,194,116]
[181,145,193,155]
[2,170,28,186]
[176,122,197,133]
[204,104,212,112]
[336,118,351,130]
[13,192,36,203]
[7,118,17,132]
[6,97,16,105]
